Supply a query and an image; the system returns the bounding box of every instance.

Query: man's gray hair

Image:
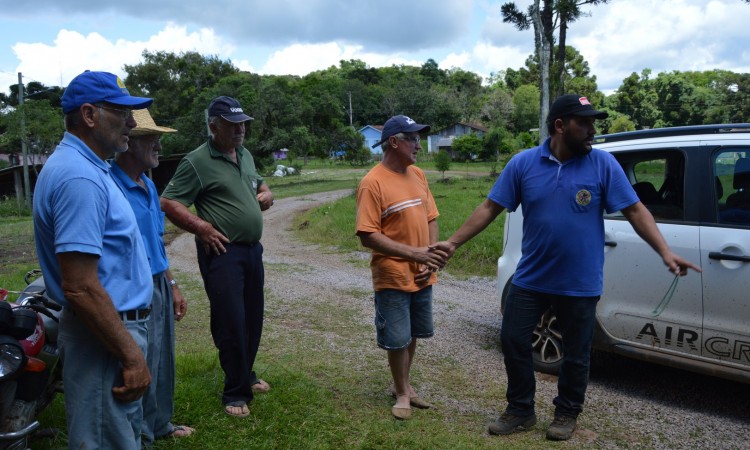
[380,133,404,152]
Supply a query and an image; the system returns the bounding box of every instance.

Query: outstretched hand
[663,251,702,276]
[429,241,458,260]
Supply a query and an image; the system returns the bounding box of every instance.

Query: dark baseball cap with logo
[208,96,253,123]
[372,115,430,148]
[547,94,608,123]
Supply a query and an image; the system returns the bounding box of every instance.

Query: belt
[120,307,152,321]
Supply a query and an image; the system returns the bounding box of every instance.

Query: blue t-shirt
[110,162,169,276]
[33,132,152,311]
[489,138,638,296]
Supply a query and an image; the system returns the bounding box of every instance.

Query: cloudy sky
[0,0,748,97]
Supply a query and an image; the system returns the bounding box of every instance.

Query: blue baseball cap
[61,70,153,114]
[372,115,430,148]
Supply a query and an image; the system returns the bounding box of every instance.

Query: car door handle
[604,241,617,247]
[708,251,750,262]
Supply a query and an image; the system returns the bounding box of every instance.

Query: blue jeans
[142,272,176,446]
[197,241,264,406]
[374,286,434,350]
[59,307,148,450]
[501,284,599,418]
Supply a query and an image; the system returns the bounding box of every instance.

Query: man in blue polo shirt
[111,108,194,444]
[33,70,154,449]
[432,94,700,441]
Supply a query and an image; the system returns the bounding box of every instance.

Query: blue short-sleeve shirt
[489,138,638,296]
[110,162,169,276]
[33,132,152,311]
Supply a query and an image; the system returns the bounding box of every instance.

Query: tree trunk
[532,0,553,142]
[556,20,568,98]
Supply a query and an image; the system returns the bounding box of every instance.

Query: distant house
[358,125,384,154]
[427,123,489,154]
[273,148,289,160]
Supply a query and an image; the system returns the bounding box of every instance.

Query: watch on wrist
[169,279,177,287]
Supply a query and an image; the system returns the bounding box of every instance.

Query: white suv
[496,124,750,383]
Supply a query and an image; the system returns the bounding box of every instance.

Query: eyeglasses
[397,135,420,144]
[95,104,134,120]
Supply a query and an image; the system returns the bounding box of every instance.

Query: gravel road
[167,189,750,449]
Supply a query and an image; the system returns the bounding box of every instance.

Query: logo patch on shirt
[576,189,592,206]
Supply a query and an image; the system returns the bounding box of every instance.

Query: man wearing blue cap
[161,96,274,418]
[33,70,154,449]
[356,115,448,420]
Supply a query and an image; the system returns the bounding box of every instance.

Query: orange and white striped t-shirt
[356,163,439,292]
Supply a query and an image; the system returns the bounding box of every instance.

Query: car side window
[716,149,750,225]
[607,151,685,221]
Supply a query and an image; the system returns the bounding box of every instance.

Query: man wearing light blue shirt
[33,70,154,449]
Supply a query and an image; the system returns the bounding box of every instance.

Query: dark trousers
[501,284,599,418]
[196,241,265,405]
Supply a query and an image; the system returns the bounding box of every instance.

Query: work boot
[546,415,577,441]
[488,412,537,435]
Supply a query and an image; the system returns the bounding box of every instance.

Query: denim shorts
[374,286,434,350]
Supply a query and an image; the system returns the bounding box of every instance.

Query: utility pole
[18,72,31,210]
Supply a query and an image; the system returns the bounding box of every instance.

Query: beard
[563,130,592,156]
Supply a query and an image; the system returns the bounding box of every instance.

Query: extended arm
[58,251,150,402]
[621,202,701,275]
[432,199,505,258]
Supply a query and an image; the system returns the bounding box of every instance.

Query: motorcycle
[0,269,62,450]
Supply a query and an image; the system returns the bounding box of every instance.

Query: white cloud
[6,24,235,89]
[571,0,750,93]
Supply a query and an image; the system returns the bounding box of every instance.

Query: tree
[480,83,514,127]
[481,126,513,160]
[124,50,239,132]
[608,115,636,133]
[501,0,610,141]
[502,0,553,140]
[512,84,541,133]
[434,150,452,181]
[0,99,63,163]
[451,134,483,161]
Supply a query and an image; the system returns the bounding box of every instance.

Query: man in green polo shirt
[160,96,273,418]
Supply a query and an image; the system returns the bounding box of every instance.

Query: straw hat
[131,108,177,136]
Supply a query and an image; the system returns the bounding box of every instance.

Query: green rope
[651,274,680,317]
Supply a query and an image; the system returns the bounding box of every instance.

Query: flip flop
[391,405,412,420]
[251,379,271,393]
[389,386,433,409]
[164,425,195,438]
[224,401,250,418]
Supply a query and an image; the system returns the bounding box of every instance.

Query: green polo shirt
[162,140,264,244]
